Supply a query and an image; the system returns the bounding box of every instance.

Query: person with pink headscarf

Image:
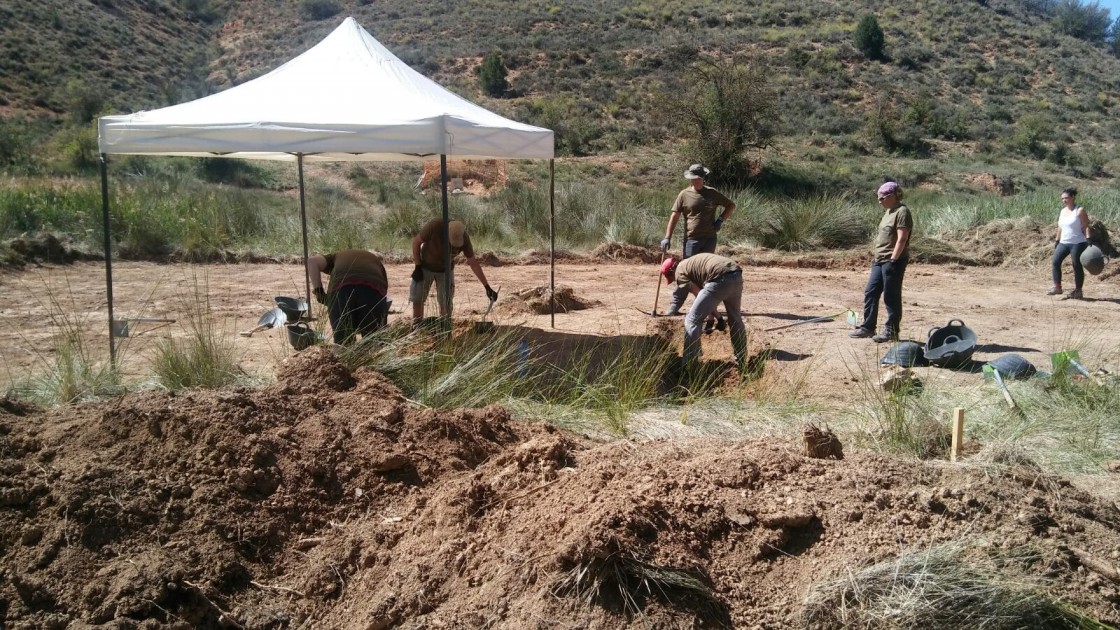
[850,181,913,343]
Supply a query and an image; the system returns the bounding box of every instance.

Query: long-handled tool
[765,309,853,332]
[240,307,286,337]
[982,364,1017,409]
[651,246,668,317]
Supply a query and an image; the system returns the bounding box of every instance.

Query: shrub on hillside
[301,0,340,21]
[1052,0,1111,42]
[853,14,885,60]
[661,56,780,186]
[478,51,509,98]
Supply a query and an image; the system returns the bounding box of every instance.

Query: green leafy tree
[1110,17,1120,56]
[478,51,509,98]
[1052,0,1111,42]
[853,14,885,60]
[662,56,779,186]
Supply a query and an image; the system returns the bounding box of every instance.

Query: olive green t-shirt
[671,187,735,240]
[674,253,740,289]
[418,219,475,272]
[324,250,388,294]
[874,204,913,262]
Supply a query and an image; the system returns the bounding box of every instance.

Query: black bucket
[923,319,977,368]
[286,322,320,351]
[274,296,309,322]
[881,341,929,367]
[986,354,1036,380]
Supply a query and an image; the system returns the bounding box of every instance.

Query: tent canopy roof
[98,17,553,162]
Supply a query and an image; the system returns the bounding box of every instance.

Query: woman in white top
[1048,187,1091,299]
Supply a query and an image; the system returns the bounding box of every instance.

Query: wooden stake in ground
[950,407,965,462]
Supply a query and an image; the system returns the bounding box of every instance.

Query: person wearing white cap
[661,253,748,369]
[410,218,498,323]
[850,181,912,343]
[661,163,736,317]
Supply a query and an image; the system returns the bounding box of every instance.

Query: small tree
[662,56,779,186]
[1110,16,1120,56]
[478,51,509,98]
[1052,0,1110,42]
[854,14,885,60]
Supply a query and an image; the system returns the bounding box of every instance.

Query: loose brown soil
[2,245,1120,627]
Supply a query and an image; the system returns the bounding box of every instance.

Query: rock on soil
[2,348,1120,628]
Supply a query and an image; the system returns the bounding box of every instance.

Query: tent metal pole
[297,154,311,306]
[549,159,555,329]
[99,153,117,367]
[440,154,452,333]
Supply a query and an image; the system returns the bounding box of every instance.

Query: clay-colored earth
[2,255,1120,628]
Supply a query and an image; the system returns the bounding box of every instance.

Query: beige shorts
[410,268,455,314]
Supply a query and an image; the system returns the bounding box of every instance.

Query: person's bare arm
[466,256,489,288]
[891,227,910,261]
[664,210,681,240]
[1079,208,1091,239]
[306,255,327,290]
[411,234,424,266]
[719,202,737,222]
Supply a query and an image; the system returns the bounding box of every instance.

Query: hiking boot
[1046,286,1063,296]
[714,315,727,332]
[872,331,898,343]
[849,328,874,339]
[665,309,681,317]
[1069,288,1083,299]
[703,319,715,335]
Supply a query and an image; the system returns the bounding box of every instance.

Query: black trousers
[861,257,908,335]
[328,285,388,345]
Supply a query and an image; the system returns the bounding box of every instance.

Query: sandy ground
[1,259,1117,399]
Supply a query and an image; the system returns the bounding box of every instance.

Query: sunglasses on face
[878,194,891,201]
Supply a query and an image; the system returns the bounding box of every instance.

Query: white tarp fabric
[98,17,553,161]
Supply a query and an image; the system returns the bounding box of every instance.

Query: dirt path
[2,260,1117,400]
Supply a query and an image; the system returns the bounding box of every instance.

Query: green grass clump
[9,276,122,406]
[151,276,243,391]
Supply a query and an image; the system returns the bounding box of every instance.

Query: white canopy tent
[97,17,556,361]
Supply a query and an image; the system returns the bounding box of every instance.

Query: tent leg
[439,155,453,334]
[297,155,311,306]
[100,153,117,367]
[549,159,555,329]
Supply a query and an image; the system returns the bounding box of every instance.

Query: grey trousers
[683,271,747,366]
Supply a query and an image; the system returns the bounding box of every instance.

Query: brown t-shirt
[324,250,388,294]
[418,219,475,272]
[873,204,913,262]
[671,187,735,240]
[674,253,740,289]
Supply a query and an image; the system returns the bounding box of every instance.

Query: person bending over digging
[307,249,390,345]
[410,218,498,324]
[661,253,748,370]
[851,181,912,343]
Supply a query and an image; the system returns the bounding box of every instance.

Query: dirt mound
[590,242,663,263]
[3,351,1120,627]
[1,234,95,268]
[498,285,599,314]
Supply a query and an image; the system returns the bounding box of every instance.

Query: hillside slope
[2,0,1119,169]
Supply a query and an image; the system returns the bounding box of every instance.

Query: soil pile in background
[590,242,663,263]
[2,346,1120,628]
[498,285,599,314]
[1,234,95,269]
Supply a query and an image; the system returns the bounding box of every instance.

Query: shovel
[982,364,1017,410]
[765,309,854,332]
[475,285,500,334]
[240,307,287,337]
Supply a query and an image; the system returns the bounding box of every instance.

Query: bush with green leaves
[301,0,340,21]
[853,14,885,60]
[1051,0,1111,42]
[662,56,780,186]
[478,50,509,98]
